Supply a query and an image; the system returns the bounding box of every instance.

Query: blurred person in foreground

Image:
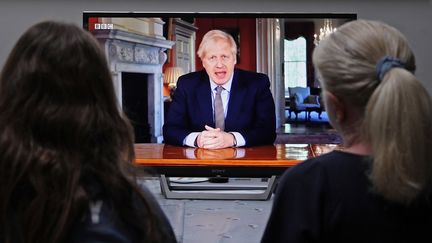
[0,21,176,243]
[163,29,276,149]
[262,19,432,243]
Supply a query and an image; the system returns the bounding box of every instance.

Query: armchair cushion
[304,95,320,105]
[293,93,303,105]
[289,86,310,101]
[288,86,321,111]
[287,86,324,120]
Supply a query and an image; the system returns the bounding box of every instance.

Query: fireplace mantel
[93,29,174,143]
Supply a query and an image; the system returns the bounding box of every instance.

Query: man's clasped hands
[196,125,236,149]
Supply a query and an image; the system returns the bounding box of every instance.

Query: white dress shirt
[183,75,246,147]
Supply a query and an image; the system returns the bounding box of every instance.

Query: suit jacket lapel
[196,72,214,127]
[226,70,246,128]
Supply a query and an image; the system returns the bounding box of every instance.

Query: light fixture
[164,66,184,90]
[314,19,337,46]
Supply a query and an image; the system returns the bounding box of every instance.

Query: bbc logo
[94,23,113,30]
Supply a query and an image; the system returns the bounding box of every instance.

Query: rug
[286,110,330,124]
[275,133,342,144]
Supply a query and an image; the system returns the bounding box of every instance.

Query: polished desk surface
[134,143,342,167]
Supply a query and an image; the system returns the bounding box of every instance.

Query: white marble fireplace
[92,18,174,143]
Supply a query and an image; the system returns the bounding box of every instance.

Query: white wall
[1,0,432,93]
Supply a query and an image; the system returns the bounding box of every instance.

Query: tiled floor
[141,178,273,243]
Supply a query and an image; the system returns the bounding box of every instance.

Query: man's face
[202,39,236,85]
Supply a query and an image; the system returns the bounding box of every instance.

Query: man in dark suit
[163,29,276,149]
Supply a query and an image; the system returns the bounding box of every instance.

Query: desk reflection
[183,147,245,160]
[134,144,342,167]
[162,144,277,162]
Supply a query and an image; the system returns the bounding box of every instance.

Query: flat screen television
[82,11,355,180]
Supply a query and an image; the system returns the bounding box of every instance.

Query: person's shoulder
[234,69,270,89]
[180,70,202,78]
[136,187,177,242]
[281,151,348,179]
[284,152,329,178]
[281,150,368,185]
[235,68,269,80]
[300,150,365,168]
[68,190,176,243]
[68,199,139,243]
[179,70,207,81]
[177,70,208,87]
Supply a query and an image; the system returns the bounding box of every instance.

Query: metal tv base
[159,175,277,200]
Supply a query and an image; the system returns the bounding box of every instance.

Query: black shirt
[262,151,432,243]
[68,186,177,243]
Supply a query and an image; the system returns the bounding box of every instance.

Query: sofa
[287,86,323,121]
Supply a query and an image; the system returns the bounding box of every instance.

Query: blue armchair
[287,86,322,120]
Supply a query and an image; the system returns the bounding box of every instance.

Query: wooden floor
[277,111,342,144]
[277,122,335,135]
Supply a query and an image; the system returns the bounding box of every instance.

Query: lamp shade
[164,66,184,89]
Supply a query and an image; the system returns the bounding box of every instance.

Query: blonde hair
[313,19,432,205]
[197,29,237,60]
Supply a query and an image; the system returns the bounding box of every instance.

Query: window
[284,37,307,96]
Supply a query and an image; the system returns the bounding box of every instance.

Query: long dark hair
[0,21,172,242]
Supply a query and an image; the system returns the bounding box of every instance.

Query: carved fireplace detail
[92,22,174,143]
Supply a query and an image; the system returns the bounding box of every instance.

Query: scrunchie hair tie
[376,56,406,81]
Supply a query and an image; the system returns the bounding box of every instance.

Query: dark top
[69,186,176,243]
[163,68,276,146]
[261,151,432,243]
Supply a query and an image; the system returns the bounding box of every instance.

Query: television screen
[82,12,355,179]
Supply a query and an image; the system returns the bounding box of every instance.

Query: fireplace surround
[91,21,174,143]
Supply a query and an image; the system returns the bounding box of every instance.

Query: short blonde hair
[313,19,432,205]
[197,29,237,60]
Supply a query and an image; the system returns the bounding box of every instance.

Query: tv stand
[208,176,229,183]
[159,175,277,200]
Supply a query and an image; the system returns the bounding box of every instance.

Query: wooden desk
[134,143,342,177]
[134,143,342,200]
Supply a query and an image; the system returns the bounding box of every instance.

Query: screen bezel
[83,12,357,29]
[83,11,356,178]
